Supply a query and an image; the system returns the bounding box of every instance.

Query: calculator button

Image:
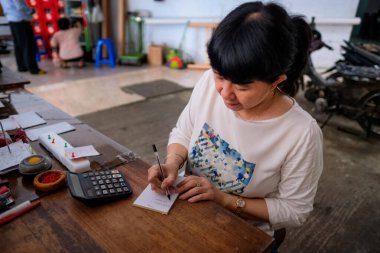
[119,178,124,182]
[98,180,104,185]
[82,173,88,178]
[90,177,95,181]
[100,171,105,175]
[94,186,100,190]
[112,179,118,183]
[100,185,107,190]
[107,184,113,189]
[105,171,110,175]
[114,183,120,188]
[116,188,122,193]
[88,172,94,176]
[94,172,99,176]
[120,182,126,187]
[101,176,107,180]
[109,189,116,194]
[111,169,119,174]
[92,181,98,186]
[96,191,102,196]
[107,175,112,179]
[105,179,111,184]
[102,190,109,195]
[87,189,95,197]
[122,187,129,192]
[96,176,101,180]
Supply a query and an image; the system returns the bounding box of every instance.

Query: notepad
[12,111,46,129]
[0,141,32,172]
[0,112,46,131]
[65,145,100,159]
[0,117,18,131]
[133,176,184,215]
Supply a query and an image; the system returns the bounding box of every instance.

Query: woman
[51,18,84,68]
[148,1,323,245]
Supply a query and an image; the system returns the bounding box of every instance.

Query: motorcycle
[299,17,380,138]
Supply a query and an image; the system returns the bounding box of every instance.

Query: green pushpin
[48,134,51,139]
[64,142,68,148]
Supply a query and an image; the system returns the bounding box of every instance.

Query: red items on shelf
[26,0,66,58]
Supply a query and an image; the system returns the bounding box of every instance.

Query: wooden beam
[117,0,126,57]
[101,0,110,39]
[187,63,211,70]
[188,22,217,29]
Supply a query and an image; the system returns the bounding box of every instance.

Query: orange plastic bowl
[34,170,66,192]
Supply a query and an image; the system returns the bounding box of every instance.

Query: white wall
[127,0,360,69]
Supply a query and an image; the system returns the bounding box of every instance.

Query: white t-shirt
[169,69,323,229]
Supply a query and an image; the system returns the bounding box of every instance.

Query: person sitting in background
[0,0,46,75]
[51,17,84,68]
[147,1,323,252]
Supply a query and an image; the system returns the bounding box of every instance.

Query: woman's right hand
[147,162,179,194]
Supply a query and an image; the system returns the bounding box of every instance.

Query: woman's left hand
[176,175,224,204]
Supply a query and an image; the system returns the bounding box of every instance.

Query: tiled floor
[1,54,204,116]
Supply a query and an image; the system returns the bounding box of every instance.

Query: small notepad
[133,176,184,215]
[65,145,100,159]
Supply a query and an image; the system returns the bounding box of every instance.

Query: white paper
[133,176,184,215]
[0,100,4,108]
[26,122,75,141]
[11,111,46,129]
[0,141,32,171]
[65,145,100,159]
[0,117,19,131]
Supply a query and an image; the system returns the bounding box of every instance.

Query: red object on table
[0,201,41,226]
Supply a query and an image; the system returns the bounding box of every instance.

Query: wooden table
[0,66,30,92]
[0,91,273,253]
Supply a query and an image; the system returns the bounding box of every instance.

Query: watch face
[237,197,245,208]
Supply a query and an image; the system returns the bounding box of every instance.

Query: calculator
[66,169,133,205]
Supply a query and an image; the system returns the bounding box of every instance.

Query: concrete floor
[2,54,380,252]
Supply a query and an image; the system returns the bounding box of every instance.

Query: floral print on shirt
[189,123,255,194]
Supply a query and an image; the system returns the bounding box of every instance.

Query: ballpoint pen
[152,144,171,200]
[0,121,11,153]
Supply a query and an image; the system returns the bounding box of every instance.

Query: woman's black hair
[207,1,312,97]
[58,17,70,30]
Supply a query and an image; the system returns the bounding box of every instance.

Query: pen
[152,144,171,200]
[0,121,11,153]
[0,201,41,226]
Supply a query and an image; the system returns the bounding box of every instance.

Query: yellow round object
[28,156,42,165]
[33,170,66,192]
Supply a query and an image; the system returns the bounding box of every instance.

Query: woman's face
[214,72,275,112]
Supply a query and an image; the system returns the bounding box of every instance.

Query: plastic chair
[95,39,116,68]
[35,35,48,62]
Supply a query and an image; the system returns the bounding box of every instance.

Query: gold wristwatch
[235,196,246,214]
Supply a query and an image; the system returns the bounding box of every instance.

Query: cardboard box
[148,44,164,66]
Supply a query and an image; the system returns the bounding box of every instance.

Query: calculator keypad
[80,169,132,199]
